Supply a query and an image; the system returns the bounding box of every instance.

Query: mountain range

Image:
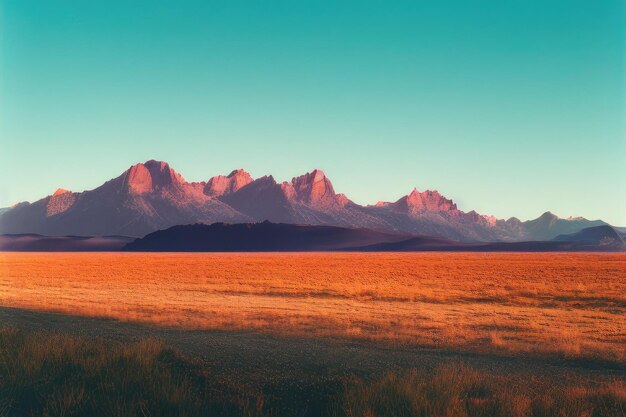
[0,159,610,241]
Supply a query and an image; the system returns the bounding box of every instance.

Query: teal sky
[1,0,625,224]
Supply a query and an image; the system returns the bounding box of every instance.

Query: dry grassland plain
[0,252,624,362]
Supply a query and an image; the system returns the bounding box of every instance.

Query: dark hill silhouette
[123,222,411,252]
[553,225,624,247]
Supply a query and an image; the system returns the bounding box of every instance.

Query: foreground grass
[0,327,624,417]
[0,327,266,417]
[342,365,626,417]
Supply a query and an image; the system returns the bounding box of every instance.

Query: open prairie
[1,252,624,362]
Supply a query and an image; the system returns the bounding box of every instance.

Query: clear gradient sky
[1,0,625,224]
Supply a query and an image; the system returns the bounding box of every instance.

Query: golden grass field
[0,252,624,362]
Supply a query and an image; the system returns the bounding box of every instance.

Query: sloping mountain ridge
[553,225,624,247]
[0,160,248,237]
[0,160,608,240]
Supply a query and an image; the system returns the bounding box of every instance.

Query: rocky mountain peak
[534,211,559,226]
[124,160,185,194]
[291,169,338,206]
[540,211,558,220]
[204,169,253,197]
[52,188,71,197]
[398,188,457,213]
[228,168,251,178]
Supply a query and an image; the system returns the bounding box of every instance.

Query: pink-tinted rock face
[280,181,296,200]
[482,214,498,226]
[290,169,346,208]
[53,188,70,197]
[335,193,350,207]
[393,188,458,214]
[126,164,153,194]
[292,169,331,199]
[124,160,185,194]
[46,189,76,216]
[204,169,253,197]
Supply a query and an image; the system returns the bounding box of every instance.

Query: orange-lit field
[1,253,624,362]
